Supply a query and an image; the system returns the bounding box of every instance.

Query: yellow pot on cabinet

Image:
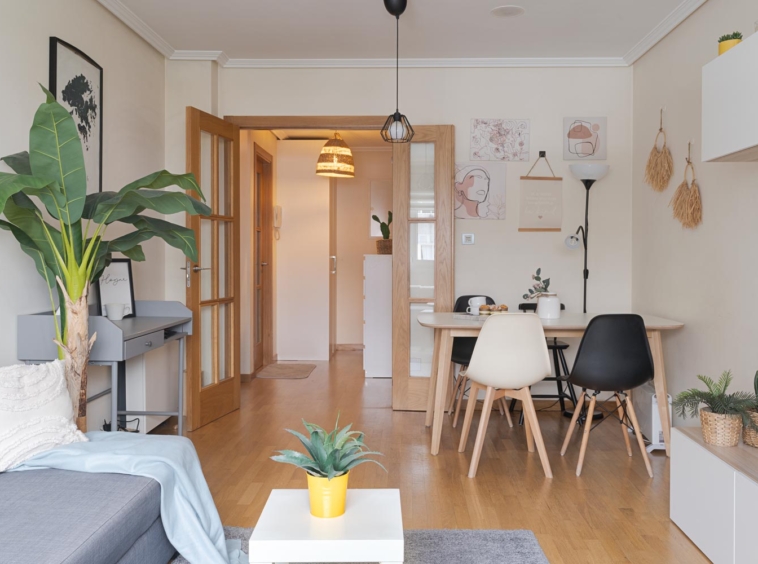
[307,472,349,518]
[718,39,741,55]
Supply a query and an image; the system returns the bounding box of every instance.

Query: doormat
[171,526,549,563]
[256,363,316,379]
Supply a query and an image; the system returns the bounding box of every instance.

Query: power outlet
[462,234,475,245]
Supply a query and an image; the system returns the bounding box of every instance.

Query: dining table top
[417,311,684,331]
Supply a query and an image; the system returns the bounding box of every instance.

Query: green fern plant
[271,416,386,480]
[718,31,743,43]
[673,371,758,431]
[372,211,392,240]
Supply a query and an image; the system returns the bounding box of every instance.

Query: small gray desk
[17,301,192,435]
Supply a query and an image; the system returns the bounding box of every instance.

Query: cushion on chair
[0,360,87,472]
[0,469,167,564]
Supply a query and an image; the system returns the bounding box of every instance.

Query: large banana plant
[0,86,210,431]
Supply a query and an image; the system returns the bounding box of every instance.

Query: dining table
[417,312,684,457]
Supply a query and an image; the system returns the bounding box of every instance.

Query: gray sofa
[0,469,176,564]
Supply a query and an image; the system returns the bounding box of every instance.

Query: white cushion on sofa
[0,360,87,471]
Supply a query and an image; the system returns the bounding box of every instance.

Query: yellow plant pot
[307,472,349,518]
[719,39,741,55]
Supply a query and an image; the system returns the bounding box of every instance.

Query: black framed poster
[49,37,103,194]
[97,259,136,319]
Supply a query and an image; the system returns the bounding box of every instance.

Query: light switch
[462,233,475,245]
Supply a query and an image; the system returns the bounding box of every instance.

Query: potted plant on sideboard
[718,31,743,55]
[0,86,210,431]
[271,416,385,518]
[372,211,392,254]
[673,370,757,447]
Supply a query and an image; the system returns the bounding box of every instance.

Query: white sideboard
[363,255,392,378]
[671,427,758,563]
[702,32,758,162]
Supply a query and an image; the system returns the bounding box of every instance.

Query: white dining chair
[457,313,554,479]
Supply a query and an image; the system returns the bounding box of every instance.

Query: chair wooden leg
[524,404,535,453]
[614,393,633,457]
[445,363,456,414]
[625,393,654,478]
[576,394,597,476]
[458,381,479,452]
[561,391,585,456]
[447,368,461,414]
[468,386,495,478]
[498,399,505,415]
[521,389,553,478]
[452,374,468,428]
[501,398,513,428]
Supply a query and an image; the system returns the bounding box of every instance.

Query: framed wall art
[49,37,103,194]
[96,259,136,318]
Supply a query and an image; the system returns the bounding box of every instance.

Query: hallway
[187,351,704,564]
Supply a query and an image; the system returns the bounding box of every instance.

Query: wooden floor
[185,351,706,563]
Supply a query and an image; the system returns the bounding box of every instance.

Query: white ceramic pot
[536,294,561,320]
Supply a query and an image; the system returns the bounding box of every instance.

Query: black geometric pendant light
[381,0,415,143]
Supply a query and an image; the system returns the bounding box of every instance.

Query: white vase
[536,294,561,320]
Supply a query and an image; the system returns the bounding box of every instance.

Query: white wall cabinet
[363,255,392,378]
[671,427,758,563]
[702,33,758,162]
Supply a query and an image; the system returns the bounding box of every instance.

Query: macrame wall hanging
[645,109,674,192]
[669,142,702,229]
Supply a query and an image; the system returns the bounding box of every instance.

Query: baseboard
[335,344,365,351]
[241,373,254,383]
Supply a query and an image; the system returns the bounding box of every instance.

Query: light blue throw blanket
[12,432,248,564]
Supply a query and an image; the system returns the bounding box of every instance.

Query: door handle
[261,262,269,266]
[192,266,211,272]
[180,262,211,287]
[330,256,337,274]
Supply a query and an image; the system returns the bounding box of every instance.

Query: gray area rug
[256,363,316,379]
[171,526,549,563]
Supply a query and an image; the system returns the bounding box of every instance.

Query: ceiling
[100,0,708,67]
[273,130,389,149]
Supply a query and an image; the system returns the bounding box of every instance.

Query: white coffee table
[249,489,404,564]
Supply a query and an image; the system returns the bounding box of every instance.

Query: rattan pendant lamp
[381,0,414,143]
[315,133,355,178]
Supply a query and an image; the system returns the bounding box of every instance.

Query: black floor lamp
[565,164,610,314]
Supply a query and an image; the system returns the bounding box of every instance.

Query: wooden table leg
[431,329,453,455]
[649,330,671,456]
[425,328,441,427]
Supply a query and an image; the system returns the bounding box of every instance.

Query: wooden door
[392,126,455,411]
[186,107,241,430]
[253,144,274,371]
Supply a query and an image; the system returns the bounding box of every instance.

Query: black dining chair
[560,314,655,477]
[517,303,578,418]
[447,295,504,427]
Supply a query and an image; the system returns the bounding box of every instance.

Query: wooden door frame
[185,107,242,431]
[253,143,274,368]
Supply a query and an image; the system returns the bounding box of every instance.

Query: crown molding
[171,50,229,66]
[623,0,709,65]
[223,57,628,69]
[97,0,175,58]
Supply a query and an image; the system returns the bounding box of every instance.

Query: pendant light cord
[396,15,399,113]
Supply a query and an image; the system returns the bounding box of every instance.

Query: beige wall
[0,0,167,428]
[335,150,392,345]
[632,0,758,419]
[217,66,635,315]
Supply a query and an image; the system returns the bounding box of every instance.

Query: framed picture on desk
[96,258,136,318]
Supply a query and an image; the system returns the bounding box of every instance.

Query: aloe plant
[372,211,392,240]
[271,416,386,480]
[673,371,758,431]
[0,86,210,430]
[718,31,743,43]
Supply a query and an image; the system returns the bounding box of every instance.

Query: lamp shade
[569,164,610,182]
[381,111,415,143]
[316,133,355,178]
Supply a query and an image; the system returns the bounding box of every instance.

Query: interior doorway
[252,144,274,372]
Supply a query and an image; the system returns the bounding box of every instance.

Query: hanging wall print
[471,119,530,161]
[563,117,607,160]
[49,37,103,194]
[518,176,563,232]
[454,163,506,220]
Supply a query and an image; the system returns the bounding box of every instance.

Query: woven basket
[700,408,742,447]
[376,239,392,255]
[742,411,758,448]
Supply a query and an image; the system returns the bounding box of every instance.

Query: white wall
[335,150,392,345]
[275,141,331,360]
[0,0,167,429]
[217,66,634,315]
[632,0,758,419]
